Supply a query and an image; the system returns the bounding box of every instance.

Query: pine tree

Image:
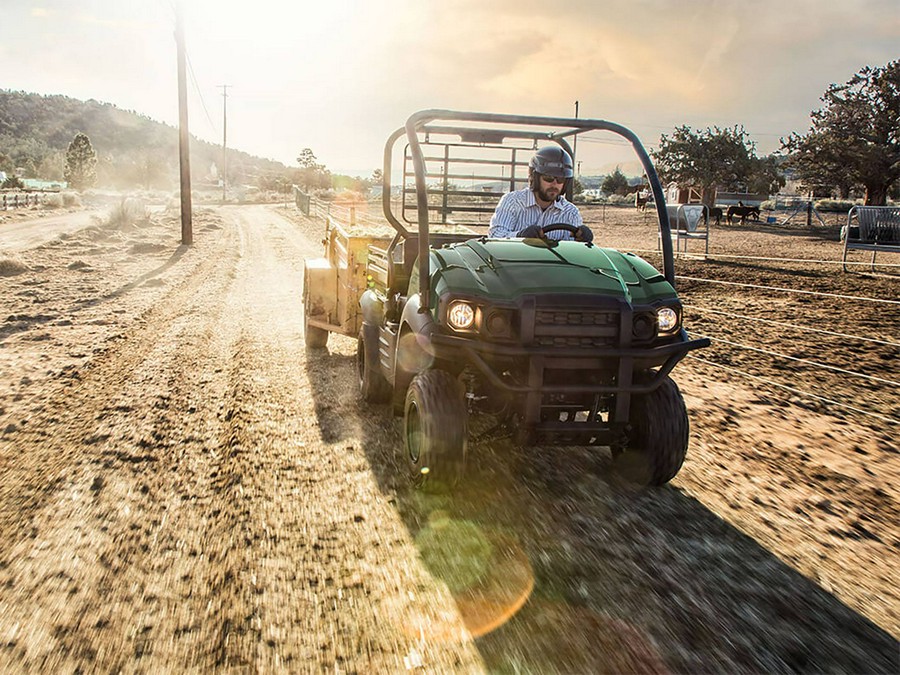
[64,132,98,189]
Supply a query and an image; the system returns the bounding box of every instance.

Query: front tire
[616,376,689,486]
[404,370,467,492]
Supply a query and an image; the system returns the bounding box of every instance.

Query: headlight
[484,308,514,339]
[448,301,476,330]
[657,307,679,333]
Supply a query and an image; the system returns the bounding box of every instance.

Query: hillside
[0,90,287,190]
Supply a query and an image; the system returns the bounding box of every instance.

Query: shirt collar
[525,189,563,211]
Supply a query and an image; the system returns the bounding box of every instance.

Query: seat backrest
[666,204,707,232]
[854,206,900,243]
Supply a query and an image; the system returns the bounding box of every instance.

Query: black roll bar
[382,109,675,312]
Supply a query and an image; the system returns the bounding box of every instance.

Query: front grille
[535,310,618,327]
[533,308,619,347]
[534,335,616,348]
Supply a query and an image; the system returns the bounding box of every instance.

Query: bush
[606,193,633,206]
[41,193,64,209]
[312,188,336,201]
[106,197,150,228]
[815,199,859,212]
[62,191,81,208]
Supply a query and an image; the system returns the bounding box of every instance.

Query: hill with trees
[0,90,288,191]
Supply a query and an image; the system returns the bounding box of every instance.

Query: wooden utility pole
[219,84,230,203]
[573,100,579,164]
[175,1,193,245]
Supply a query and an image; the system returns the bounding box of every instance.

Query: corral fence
[1,191,45,210]
[293,185,386,229]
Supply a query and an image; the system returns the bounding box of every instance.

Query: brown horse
[726,204,760,224]
[634,191,651,211]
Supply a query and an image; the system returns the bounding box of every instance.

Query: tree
[295,147,331,190]
[601,166,629,196]
[745,155,786,196]
[2,175,24,189]
[37,152,65,181]
[64,132,97,189]
[782,60,900,205]
[652,125,778,207]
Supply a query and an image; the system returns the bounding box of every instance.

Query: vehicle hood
[429,238,676,305]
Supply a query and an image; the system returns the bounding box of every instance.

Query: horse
[634,191,651,211]
[726,204,760,224]
[708,207,723,226]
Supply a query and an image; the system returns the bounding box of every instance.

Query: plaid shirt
[487,188,584,240]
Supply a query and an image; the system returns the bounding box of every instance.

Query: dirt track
[0,203,897,673]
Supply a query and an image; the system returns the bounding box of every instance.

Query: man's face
[536,173,565,202]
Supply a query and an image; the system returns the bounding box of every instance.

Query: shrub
[42,193,64,209]
[815,199,859,212]
[606,193,633,206]
[62,192,81,208]
[106,197,150,228]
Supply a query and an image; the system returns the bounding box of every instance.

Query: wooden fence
[1,192,44,210]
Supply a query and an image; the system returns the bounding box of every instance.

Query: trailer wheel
[357,327,390,403]
[404,370,467,493]
[302,271,328,350]
[616,375,689,486]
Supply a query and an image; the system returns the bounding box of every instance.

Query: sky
[1,0,898,177]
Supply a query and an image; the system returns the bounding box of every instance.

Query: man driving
[487,146,593,242]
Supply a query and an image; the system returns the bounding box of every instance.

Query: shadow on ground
[303,342,898,674]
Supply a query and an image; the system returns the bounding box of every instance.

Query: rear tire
[616,376,689,486]
[357,326,390,403]
[404,370,467,493]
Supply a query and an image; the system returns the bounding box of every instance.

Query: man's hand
[574,225,594,243]
[518,225,543,238]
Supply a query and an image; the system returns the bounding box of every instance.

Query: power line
[185,51,217,135]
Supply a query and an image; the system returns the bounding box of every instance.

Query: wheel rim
[406,401,421,464]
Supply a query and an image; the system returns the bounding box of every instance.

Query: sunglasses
[540,174,566,185]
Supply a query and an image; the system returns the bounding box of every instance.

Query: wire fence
[680,275,899,427]
[628,247,900,269]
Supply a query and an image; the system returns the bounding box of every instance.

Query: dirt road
[0,204,897,672]
[0,208,107,253]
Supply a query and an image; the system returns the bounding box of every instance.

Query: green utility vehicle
[303,110,709,490]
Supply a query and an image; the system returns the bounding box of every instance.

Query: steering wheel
[541,223,579,238]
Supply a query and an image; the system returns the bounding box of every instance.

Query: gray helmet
[529,146,574,178]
